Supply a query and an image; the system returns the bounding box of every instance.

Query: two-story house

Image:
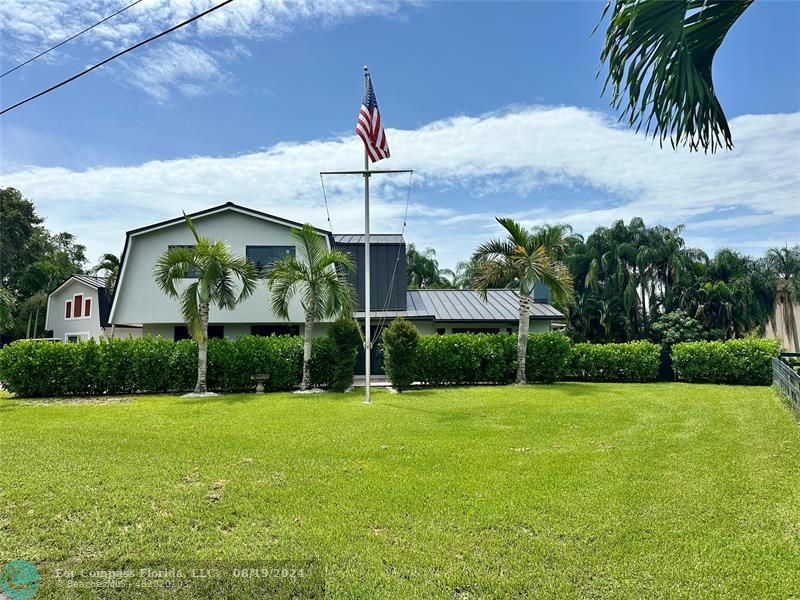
[48,202,564,372]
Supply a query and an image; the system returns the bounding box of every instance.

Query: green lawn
[1,384,799,598]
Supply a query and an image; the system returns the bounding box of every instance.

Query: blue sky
[1,0,798,269]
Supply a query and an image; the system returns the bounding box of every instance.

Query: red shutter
[84,297,92,317]
[65,301,72,319]
[74,294,83,318]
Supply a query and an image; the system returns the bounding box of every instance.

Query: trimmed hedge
[0,335,335,397]
[412,332,571,386]
[568,341,661,382]
[381,318,420,391]
[671,338,780,385]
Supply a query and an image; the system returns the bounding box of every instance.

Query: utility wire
[1,0,146,78]
[0,0,236,116]
[370,171,414,345]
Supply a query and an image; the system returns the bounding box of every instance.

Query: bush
[381,318,419,391]
[526,333,572,383]
[651,310,705,346]
[568,341,661,382]
[413,332,570,386]
[0,334,338,397]
[671,338,780,385]
[327,319,362,392]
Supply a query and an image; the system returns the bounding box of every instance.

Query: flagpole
[363,65,372,405]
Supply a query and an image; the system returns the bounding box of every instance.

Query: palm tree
[406,244,452,289]
[599,0,753,152]
[767,245,800,351]
[268,224,355,390]
[92,253,120,297]
[154,215,257,394]
[473,217,574,384]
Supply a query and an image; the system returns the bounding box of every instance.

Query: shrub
[568,341,660,382]
[413,332,570,386]
[671,338,780,385]
[381,318,419,391]
[327,318,362,392]
[0,334,338,397]
[651,310,705,346]
[526,333,572,383]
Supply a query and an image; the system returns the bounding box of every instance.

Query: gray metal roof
[73,274,107,289]
[334,234,405,244]
[354,289,564,321]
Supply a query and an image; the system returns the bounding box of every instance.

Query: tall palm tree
[473,217,574,384]
[599,0,753,152]
[92,253,120,297]
[767,245,800,351]
[154,215,257,394]
[268,224,355,390]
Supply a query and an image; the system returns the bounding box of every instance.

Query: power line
[0,0,236,116]
[1,0,146,78]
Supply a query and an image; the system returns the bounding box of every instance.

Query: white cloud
[1,105,798,268]
[0,0,412,100]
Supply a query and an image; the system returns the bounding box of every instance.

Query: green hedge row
[671,338,780,385]
[567,341,661,383]
[409,332,572,386]
[0,336,337,397]
[0,333,781,397]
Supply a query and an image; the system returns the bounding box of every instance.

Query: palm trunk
[26,311,32,338]
[785,293,799,352]
[516,295,530,384]
[33,308,40,338]
[301,312,314,390]
[195,299,209,393]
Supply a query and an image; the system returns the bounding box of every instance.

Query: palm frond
[599,0,753,152]
[180,281,204,341]
[153,246,198,297]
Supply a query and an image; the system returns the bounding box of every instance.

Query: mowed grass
[1,383,799,598]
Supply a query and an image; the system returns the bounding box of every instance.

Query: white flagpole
[363,65,372,405]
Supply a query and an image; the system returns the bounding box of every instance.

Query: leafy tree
[92,253,121,297]
[599,0,753,152]
[406,244,453,289]
[1,187,43,289]
[766,244,800,351]
[473,217,574,384]
[651,309,705,346]
[268,224,355,390]
[0,287,15,334]
[154,215,257,393]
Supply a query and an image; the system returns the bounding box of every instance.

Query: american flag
[356,75,390,162]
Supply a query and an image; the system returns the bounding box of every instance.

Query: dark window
[84,297,92,318]
[65,301,72,319]
[436,328,446,335]
[168,245,200,278]
[251,324,299,337]
[174,325,224,341]
[451,327,500,335]
[246,246,295,276]
[74,294,83,318]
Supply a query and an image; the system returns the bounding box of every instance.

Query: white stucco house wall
[44,275,141,342]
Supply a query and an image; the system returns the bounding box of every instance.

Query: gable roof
[126,202,331,238]
[354,289,564,321]
[72,274,107,289]
[334,234,405,244]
